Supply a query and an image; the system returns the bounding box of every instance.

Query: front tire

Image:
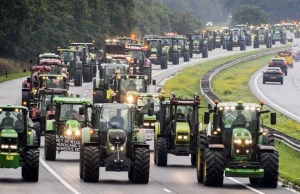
[83,146,100,182]
[132,147,150,184]
[93,90,105,104]
[258,151,279,188]
[83,66,92,82]
[74,69,82,86]
[197,131,208,183]
[203,149,224,186]
[156,137,168,166]
[23,149,40,182]
[44,133,56,161]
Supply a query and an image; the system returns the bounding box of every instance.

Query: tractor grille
[176,141,189,145]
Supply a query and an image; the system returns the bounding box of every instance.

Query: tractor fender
[154,121,160,140]
[46,120,55,132]
[258,145,275,152]
[130,143,150,159]
[81,127,93,144]
[27,129,36,146]
[208,144,224,149]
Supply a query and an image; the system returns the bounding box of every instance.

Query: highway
[249,60,300,123]
[0,45,296,194]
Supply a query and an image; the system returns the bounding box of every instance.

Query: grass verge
[0,72,29,83]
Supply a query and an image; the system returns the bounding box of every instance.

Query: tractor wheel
[240,41,245,51]
[83,66,92,82]
[22,149,40,182]
[160,56,167,69]
[208,42,212,51]
[83,146,100,182]
[190,51,193,58]
[246,37,251,46]
[22,91,31,107]
[80,145,83,179]
[184,51,189,62]
[93,64,97,78]
[197,131,208,183]
[157,137,168,166]
[222,42,226,49]
[33,122,41,147]
[267,133,275,146]
[202,47,208,58]
[227,42,233,51]
[93,90,105,104]
[172,53,179,65]
[272,40,276,45]
[249,177,259,185]
[133,147,150,184]
[203,149,224,186]
[258,151,279,188]
[44,133,56,161]
[191,153,196,166]
[74,69,82,86]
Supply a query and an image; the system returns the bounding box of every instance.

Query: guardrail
[200,47,300,152]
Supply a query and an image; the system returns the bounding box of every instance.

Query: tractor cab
[117,36,138,45]
[104,39,126,63]
[38,74,68,90]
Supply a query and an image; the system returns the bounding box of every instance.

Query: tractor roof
[94,103,135,109]
[39,53,59,58]
[0,105,28,110]
[39,74,67,78]
[126,46,144,51]
[217,101,261,108]
[127,92,164,98]
[39,58,61,65]
[57,49,77,52]
[53,97,92,104]
[147,38,161,41]
[70,43,94,46]
[113,74,148,79]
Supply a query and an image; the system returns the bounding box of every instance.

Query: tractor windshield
[161,38,173,47]
[272,26,282,32]
[137,97,161,113]
[191,34,201,41]
[60,51,75,62]
[127,50,143,60]
[176,39,184,46]
[104,66,125,80]
[59,104,85,122]
[149,40,159,48]
[0,109,25,131]
[120,78,146,94]
[221,109,258,131]
[40,94,65,115]
[232,31,239,36]
[100,106,132,131]
[258,29,265,35]
[41,76,65,89]
[111,58,127,64]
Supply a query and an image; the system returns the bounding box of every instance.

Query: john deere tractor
[175,35,190,62]
[253,27,272,49]
[236,24,252,46]
[44,97,92,161]
[58,48,83,86]
[145,38,168,69]
[226,29,246,51]
[154,93,201,166]
[161,35,180,65]
[187,31,208,58]
[93,63,129,104]
[271,24,287,44]
[0,105,39,181]
[80,103,150,183]
[197,101,278,187]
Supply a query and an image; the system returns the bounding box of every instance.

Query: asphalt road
[249,59,300,124]
[0,44,296,194]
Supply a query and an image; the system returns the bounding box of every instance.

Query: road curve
[0,45,296,194]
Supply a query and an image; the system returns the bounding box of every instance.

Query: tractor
[161,33,181,65]
[174,35,190,62]
[220,27,231,49]
[31,88,69,146]
[93,62,129,104]
[142,34,159,45]
[145,38,168,69]
[236,24,252,46]
[38,58,63,74]
[22,65,52,109]
[214,30,223,48]
[204,30,215,51]
[79,103,150,183]
[271,24,287,44]
[282,23,296,42]
[117,36,138,45]
[187,31,208,58]
[44,97,92,161]
[226,29,246,51]
[57,48,83,86]
[103,39,126,63]
[154,93,201,166]
[253,27,272,49]
[0,105,39,181]
[197,101,278,188]
[125,92,165,141]
[126,46,152,83]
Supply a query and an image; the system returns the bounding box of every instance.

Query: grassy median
[0,72,29,83]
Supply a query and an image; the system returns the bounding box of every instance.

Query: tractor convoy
[5,22,284,188]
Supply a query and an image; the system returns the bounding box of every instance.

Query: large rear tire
[258,151,278,188]
[83,66,92,82]
[227,41,233,51]
[33,122,41,147]
[23,149,40,182]
[93,90,105,104]
[133,147,150,184]
[74,69,82,86]
[160,56,168,69]
[44,133,56,161]
[203,149,224,186]
[202,47,208,58]
[83,146,100,182]
[156,137,168,166]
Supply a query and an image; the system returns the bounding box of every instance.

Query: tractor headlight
[120,146,125,151]
[10,145,17,149]
[178,135,183,139]
[245,139,252,144]
[127,95,133,103]
[1,144,9,149]
[66,129,72,136]
[75,130,81,136]
[150,123,155,126]
[183,135,188,140]
[110,146,115,151]
[144,123,150,126]
[234,139,242,144]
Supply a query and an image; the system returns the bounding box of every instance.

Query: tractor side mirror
[134,58,138,64]
[204,112,210,124]
[270,112,276,125]
[79,107,85,115]
[27,77,32,83]
[152,80,156,85]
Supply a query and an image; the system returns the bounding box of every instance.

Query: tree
[231,4,269,25]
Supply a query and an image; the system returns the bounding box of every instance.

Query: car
[268,58,288,75]
[206,22,213,27]
[263,67,284,84]
[294,50,300,62]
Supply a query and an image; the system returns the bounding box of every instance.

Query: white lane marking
[293,70,300,90]
[227,177,265,194]
[255,73,300,121]
[163,188,172,193]
[85,90,89,93]
[40,156,81,194]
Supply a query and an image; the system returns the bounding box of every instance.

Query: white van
[292,38,300,57]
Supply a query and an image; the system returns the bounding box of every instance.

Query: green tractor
[253,27,273,49]
[44,97,92,161]
[271,24,287,44]
[0,105,39,181]
[197,101,278,187]
[93,63,129,104]
[205,30,215,51]
[187,31,208,58]
[154,93,201,166]
[220,27,231,49]
[175,35,190,62]
[236,24,252,46]
[80,103,150,183]
[58,48,83,86]
[161,35,181,65]
[214,30,222,48]
[145,38,169,69]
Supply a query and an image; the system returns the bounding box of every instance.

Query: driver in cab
[0,111,14,128]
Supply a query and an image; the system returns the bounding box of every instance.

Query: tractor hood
[151,48,157,53]
[176,122,190,134]
[143,114,156,121]
[232,127,252,140]
[0,129,18,138]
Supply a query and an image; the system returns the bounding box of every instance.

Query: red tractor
[125,46,152,84]
[39,58,63,74]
